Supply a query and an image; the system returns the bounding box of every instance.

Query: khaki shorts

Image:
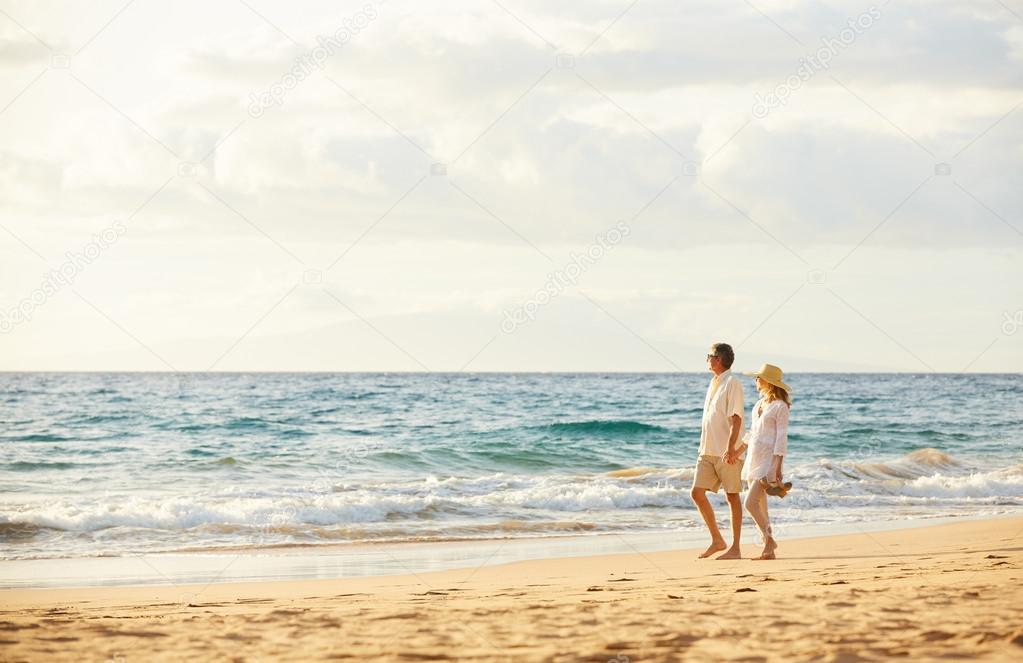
[693,454,744,494]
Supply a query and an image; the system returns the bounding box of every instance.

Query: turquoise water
[1,372,1020,560]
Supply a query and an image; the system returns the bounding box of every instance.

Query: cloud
[0,0,1019,370]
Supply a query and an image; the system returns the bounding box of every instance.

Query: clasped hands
[722,443,747,465]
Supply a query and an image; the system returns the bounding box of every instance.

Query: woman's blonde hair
[759,379,791,406]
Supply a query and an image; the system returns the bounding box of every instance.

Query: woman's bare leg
[743,481,776,559]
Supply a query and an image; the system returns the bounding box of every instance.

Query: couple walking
[690,342,791,561]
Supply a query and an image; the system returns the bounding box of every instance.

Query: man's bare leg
[690,487,726,558]
[716,492,743,560]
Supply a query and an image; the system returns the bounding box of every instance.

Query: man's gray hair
[711,342,735,369]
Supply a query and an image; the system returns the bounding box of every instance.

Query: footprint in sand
[88,628,168,638]
[218,632,261,642]
[827,650,875,663]
[372,612,422,621]
[651,633,701,647]
[396,652,453,661]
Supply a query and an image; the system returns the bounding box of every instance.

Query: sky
[0,0,1021,372]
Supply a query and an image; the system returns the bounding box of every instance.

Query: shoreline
[1,516,1021,661]
[3,512,1018,590]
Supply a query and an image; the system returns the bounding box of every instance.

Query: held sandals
[760,478,793,498]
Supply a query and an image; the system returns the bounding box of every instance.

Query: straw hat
[743,363,792,393]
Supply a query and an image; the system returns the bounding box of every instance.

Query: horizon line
[1,370,1019,376]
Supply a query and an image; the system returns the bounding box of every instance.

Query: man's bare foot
[716,546,742,560]
[698,541,727,558]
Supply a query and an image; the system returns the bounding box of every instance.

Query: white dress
[741,398,790,482]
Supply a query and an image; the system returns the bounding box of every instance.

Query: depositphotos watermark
[752,6,882,119]
[247,3,381,118]
[1003,310,1022,336]
[501,222,631,334]
[0,221,127,334]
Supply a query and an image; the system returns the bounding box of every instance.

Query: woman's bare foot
[698,540,727,558]
[716,546,742,560]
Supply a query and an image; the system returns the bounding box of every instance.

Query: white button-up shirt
[699,369,745,457]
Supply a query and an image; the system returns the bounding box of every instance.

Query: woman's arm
[768,404,790,482]
[773,402,789,456]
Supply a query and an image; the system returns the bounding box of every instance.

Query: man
[690,342,745,560]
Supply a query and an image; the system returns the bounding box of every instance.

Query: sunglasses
[706,354,718,360]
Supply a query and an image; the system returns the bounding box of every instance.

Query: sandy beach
[1,516,1021,662]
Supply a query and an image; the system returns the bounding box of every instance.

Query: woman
[738,363,791,560]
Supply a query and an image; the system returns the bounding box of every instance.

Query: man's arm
[725,413,742,463]
[724,379,744,464]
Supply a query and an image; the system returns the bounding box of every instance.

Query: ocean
[1,372,1021,565]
